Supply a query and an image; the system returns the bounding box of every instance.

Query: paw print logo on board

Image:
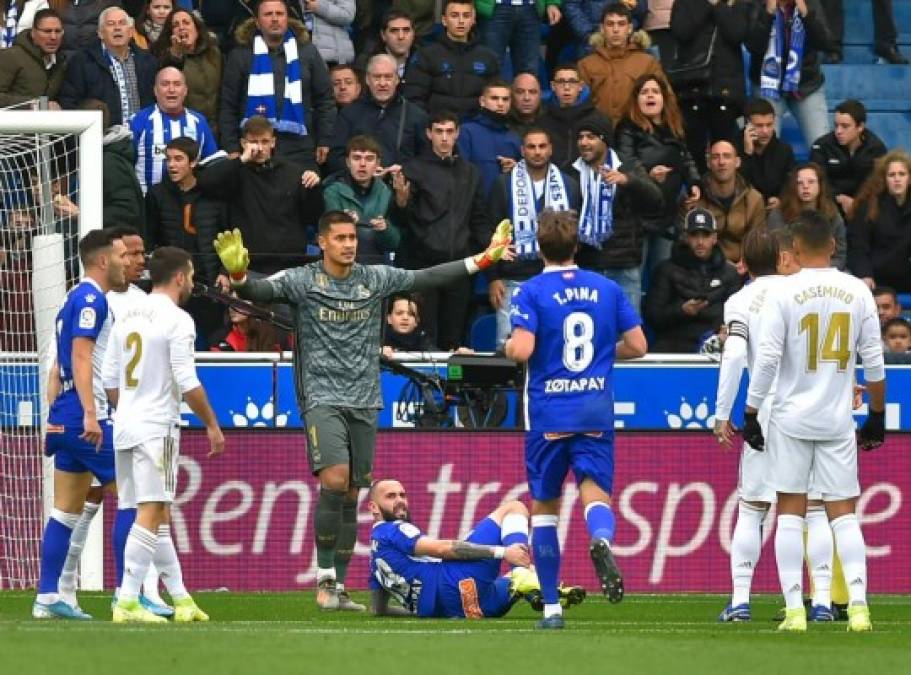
[665,397,715,429]
[229,397,290,428]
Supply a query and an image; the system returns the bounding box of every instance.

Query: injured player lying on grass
[368,479,585,619]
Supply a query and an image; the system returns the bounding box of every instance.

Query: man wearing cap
[568,115,663,313]
[644,207,742,353]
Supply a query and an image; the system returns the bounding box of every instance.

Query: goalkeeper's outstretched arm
[411,219,514,291]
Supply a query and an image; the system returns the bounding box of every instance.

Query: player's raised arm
[410,219,514,291]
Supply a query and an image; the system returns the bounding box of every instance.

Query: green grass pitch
[1,592,908,675]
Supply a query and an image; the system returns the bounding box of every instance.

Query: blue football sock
[532,515,561,605]
[584,501,616,543]
[501,512,529,549]
[113,508,137,587]
[37,510,78,594]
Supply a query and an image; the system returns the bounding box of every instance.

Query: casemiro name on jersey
[793,285,855,306]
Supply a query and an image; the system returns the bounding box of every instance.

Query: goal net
[0,109,102,590]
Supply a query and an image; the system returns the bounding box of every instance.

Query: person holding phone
[644,207,742,353]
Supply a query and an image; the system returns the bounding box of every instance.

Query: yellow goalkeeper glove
[214,228,250,282]
[474,219,513,271]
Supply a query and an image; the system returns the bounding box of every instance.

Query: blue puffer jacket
[456,109,521,198]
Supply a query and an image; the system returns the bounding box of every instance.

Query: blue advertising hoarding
[4,357,908,431]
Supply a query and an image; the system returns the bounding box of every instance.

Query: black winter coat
[568,160,665,270]
[644,241,742,353]
[145,177,228,286]
[736,133,796,202]
[848,194,911,292]
[399,150,491,266]
[402,34,499,119]
[810,130,888,199]
[326,94,429,175]
[669,0,750,106]
[615,119,701,232]
[195,156,322,275]
[745,0,834,99]
[538,102,612,171]
[219,19,335,168]
[59,41,157,126]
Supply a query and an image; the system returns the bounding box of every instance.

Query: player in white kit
[744,211,886,633]
[103,247,225,623]
[714,228,837,623]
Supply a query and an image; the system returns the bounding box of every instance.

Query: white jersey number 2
[562,312,594,372]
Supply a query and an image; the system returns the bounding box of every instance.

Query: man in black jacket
[402,0,499,119]
[219,0,335,169]
[568,116,663,314]
[146,136,229,342]
[810,99,888,216]
[737,98,796,208]
[644,208,742,353]
[396,110,491,349]
[59,6,156,126]
[538,64,613,170]
[327,54,428,175]
[195,116,323,276]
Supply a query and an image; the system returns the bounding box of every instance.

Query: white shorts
[766,422,859,500]
[738,399,776,503]
[115,434,180,507]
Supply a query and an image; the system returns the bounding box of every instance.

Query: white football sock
[730,502,766,606]
[142,563,165,604]
[58,502,100,597]
[153,524,189,601]
[119,525,157,603]
[775,514,805,611]
[830,514,867,606]
[805,507,833,608]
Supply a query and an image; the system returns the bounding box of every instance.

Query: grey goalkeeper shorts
[303,405,378,487]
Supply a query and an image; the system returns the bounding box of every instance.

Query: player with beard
[368,478,586,618]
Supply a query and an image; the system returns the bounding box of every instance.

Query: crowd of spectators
[0,0,909,355]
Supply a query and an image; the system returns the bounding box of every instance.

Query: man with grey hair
[59,5,156,126]
[327,53,428,174]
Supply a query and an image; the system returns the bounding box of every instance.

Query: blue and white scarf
[1,1,18,49]
[573,149,620,248]
[760,7,805,100]
[510,160,571,260]
[244,30,308,136]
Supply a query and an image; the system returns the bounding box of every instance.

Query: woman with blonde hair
[848,149,911,292]
[768,161,847,269]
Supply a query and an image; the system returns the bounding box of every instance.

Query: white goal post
[0,110,103,590]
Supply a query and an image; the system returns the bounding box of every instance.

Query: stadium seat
[470,313,498,352]
[821,65,911,110]
[842,0,911,46]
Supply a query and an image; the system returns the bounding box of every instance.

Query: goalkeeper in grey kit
[214,210,513,611]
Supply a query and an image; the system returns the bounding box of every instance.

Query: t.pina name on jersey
[545,376,606,393]
[552,286,599,306]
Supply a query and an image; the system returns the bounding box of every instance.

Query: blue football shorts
[524,431,615,501]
